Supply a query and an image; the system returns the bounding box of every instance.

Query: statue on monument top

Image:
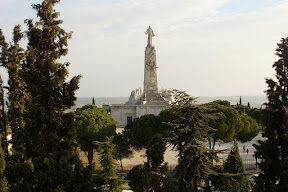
[145,26,155,46]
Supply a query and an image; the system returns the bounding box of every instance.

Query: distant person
[243,145,245,153]
[246,148,249,155]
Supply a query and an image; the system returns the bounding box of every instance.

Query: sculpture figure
[145,26,155,46]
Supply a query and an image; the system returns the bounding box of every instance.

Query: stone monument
[103,26,173,127]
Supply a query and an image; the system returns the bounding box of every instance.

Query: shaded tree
[16,0,84,191]
[235,113,259,142]
[234,103,263,124]
[1,23,35,192]
[169,91,214,192]
[223,139,250,191]
[0,142,7,192]
[206,101,259,149]
[124,114,161,150]
[128,163,178,192]
[1,25,28,156]
[0,30,9,157]
[128,164,151,192]
[113,133,132,172]
[97,137,125,192]
[124,113,170,167]
[75,104,116,165]
[146,133,166,170]
[206,102,239,149]
[253,36,288,191]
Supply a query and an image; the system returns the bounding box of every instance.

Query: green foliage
[206,101,259,148]
[5,161,34,192]
[0,75,7,156]
[113,133,132,172]
[234,105,263,124]
[97,137,125,192]
[1,1,97,191]
[168,91,214,192]
[0,142,7,192]
[146,134,166,170]
[1,25,29,156]
[235,113,259,142]
[170,89,197,106]
[212,99,231,107]
[254,36,288,191]
[128,164,178,192]
[223,139,250,192]
[75,104,116,164]
[124,113,169,167]
[207,103,239,145]
[0,1,85,191]
[124,114,160,150]
[128,164,151,192]
[247,107,263,124]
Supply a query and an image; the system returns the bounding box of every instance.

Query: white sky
[0,0,288,97]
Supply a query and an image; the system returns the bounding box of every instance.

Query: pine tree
[92,97,95,105]
[239,96,242,105]
[169,91,214,192]
[223,139,250,192]
[97,137,125,192]
[18,0,83,191]
[253,36,288,191]
[0,142,7,192]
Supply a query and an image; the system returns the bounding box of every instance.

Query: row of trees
[0,0,125,191]
[122,91,258,191]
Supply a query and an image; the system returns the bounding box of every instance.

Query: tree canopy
[124,114,161,150]
[205,101,259,149]
[75,104,116,165]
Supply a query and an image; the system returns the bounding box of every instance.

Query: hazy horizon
[75,95,267,108]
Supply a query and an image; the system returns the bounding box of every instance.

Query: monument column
[144,26,158,100]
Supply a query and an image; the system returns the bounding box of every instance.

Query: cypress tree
[3,25,28,155]
[0,31,9,157]
[18,0,83,191]
[239,96,242,105]
[0,142,7,192]
[254,36,288,191]
[223,139,250,192]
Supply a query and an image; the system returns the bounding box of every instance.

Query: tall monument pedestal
[103,26,173,127]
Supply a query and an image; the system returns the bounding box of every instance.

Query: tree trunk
[120,159,123,172]
[208,137,211,150]
[193,178,198,192]
[88,149,94,165]
[212,139,216,150]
